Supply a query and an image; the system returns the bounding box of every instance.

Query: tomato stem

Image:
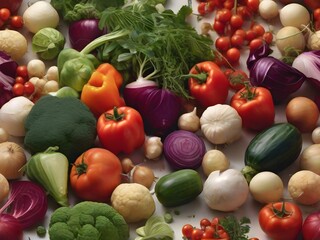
[239,82,257,101]
[74,154,88,176]
[271,201,292,218]
[104,107,125,121]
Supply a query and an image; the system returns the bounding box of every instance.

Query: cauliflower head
[48,201,129,240]
[111,183,155,223]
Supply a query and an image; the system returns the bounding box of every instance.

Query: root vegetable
[0,29,27,60]
[144,136,163,160]
[288,170,320,205]
[23,1,59,34]
[312,127,320,144]
[178,107,200,132]
[259,0,279,20]
[201,149,229,176]
[275,26,306,54]
[0,142,27,180]
[43,80,59,94]
[27,59,46,78]
[131,165,155,189]
[45,66,59,82]
[300,144,320,175]
[203,169,249,212]
[279,3,310,29]
[249,171,284,203]
[0,173,9,203]
[0,96,34,137]
[0,128,8,143]
[121,158,135,174]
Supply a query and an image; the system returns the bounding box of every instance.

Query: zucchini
[154,169,203,207]
[242,123,302,182]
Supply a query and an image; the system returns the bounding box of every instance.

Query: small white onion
[312,127,320,144]
[0,128,9,143]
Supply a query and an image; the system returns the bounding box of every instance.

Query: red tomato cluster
[0,8,23,29]
[182,217,230,240]
[12,65,35,97]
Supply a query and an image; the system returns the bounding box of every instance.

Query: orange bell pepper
[80,63,125,118]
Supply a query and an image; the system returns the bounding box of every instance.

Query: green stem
[80,29,131,55]
[272,201,292,218]
[104,107,124,122]
[241,165,258,184]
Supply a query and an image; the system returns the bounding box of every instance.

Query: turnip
[288,170,320,205]
[275,26,306,54]
[258,0,279,20]
[299,144,320,175]
[203,169,249,212]
[279,3,310,29]
[249,171,284,203]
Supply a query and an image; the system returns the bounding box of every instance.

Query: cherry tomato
[314,8,320,21]
[191,228,203,240]
[202,226,215,238]
[15,76,25,84]
[231,33,245,47]
[24,81,35,95]
[213,20,225,35]
[215,8,232,23]
[182,224,194,238]
[251,24,265,37]
[225,47,240,63]
[237,6,252,19]
[249,38,264,52]
[259,201,303,240]
[200,218,211,230]
[228,69,248,91]
[230,14,244,29]
[198,2,207,15]
[215,36,231,52]
[12,83,24,96]
[246,0,260,12]
[262,32,273,44]
[0,8,10,21]
[245,29,257,42]
[10,15,23,28]
[16,65,28,78]
[223,0,234,10]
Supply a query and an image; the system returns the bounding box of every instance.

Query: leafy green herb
[36,226,46,238]
[281,47,301,65]
[135,215,174,240]
[219,216,251,240]
[92,3,214,97]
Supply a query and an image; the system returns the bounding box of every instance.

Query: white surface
[16,0,320,240]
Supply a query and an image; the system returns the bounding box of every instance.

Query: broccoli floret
[49,201,129,240]
[24,95,97,162]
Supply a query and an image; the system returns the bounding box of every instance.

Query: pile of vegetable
[0,0,320,240]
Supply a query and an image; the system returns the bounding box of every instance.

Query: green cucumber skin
[155,169,203,207]
[245,123,302,172]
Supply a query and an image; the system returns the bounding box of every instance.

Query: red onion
[0,51,18,107]
[69,19,106,51]
[302,211,320,240]
[163,130,206,170]
[247,44,306,103]
[0,180,48,229]
[123,78,182,137]
[0,214,23,240]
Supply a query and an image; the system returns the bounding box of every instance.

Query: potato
[0,29,27,60]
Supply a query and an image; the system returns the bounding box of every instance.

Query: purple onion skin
[0,214,23,240]
[247,44,305,104]
[68,19,106,51]
[163,130,206,170]
[123,85,182,137]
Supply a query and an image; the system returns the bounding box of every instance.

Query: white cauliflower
[111,183,155,223]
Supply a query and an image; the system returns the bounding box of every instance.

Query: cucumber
[242,122,302,182]
[154,169,203,207]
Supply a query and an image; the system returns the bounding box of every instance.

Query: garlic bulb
[307,30,320,50]
[144,137,163,160]
[178,107,200,132]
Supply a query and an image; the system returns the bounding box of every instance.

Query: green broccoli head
[24,95,97,163]
[49,201,130,240]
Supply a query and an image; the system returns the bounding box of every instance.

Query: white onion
[203,169,249,212]
[0,96,34,137]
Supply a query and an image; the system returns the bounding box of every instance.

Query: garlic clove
[178,107,200,132]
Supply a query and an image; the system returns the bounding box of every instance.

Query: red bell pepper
[97,106,145,155]
[230,84,275,131]
[188,61,229,108]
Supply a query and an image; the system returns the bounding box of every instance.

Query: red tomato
[302,211,320,240]
[227,69,248,91]
[215,36,231,51]
[200,218,212,230]
[247,0,260,12]
[191,228,203,240]
[10,15,23,28]
[262,32,273,45]
[0,0,22,14]
[231,86,275,131]
[314,8,320,21]
[249,38,264,52]
[213,20,225,35]
[23,81,35,95]
[0,8,10,21]
[230,14,244,29]
[231,34,244,47]
[251,24,265,37]
[215,8,232,23]
[225,47,240,64]
[258,201,303,240]
[15,76,25,84]
[16,65,28,78]
[12,83,24,96]
[182,224,194,238]
[70,148,122,202]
